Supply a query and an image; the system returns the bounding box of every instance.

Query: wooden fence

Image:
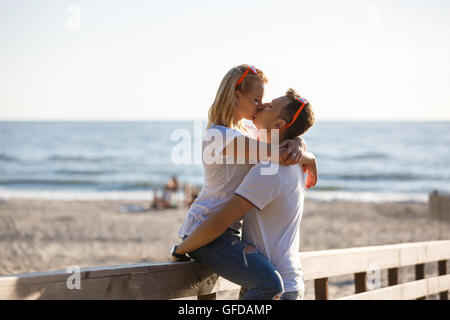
[0,240,449,300]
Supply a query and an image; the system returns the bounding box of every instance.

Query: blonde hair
[207,64,267,130]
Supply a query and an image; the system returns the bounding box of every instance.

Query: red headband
[284,97,308,129]
[235,65,258,88]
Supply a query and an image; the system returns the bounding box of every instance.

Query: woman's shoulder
[207,124,243,137]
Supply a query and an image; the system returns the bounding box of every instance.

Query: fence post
[314,278,329,300]
[438,260,448,300]
[415,264,426,300]
[354,272,367,294]
[388,268,399,286]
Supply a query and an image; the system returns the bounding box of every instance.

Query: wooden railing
[0,240,449,300]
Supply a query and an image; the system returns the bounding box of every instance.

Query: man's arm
[173,195,255,257]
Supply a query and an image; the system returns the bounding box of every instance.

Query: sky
[1,0,450,121]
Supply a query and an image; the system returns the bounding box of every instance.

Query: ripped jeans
[185,228,284,300]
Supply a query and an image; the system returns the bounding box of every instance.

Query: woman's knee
[265,270,284,299]
[248,269,284,299]
[243,245,284,299]
[243,270,284,300]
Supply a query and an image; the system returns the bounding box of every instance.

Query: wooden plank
[354,272,367,294]
[0,261,239,300]
[198,293,216,300]
[388,268,399,286]
[300,240,450,280]
[1,240,449,300]
[314,278,328,300]
[338,274,450,300]
[438,260,448,300]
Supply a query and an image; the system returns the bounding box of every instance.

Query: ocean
[0,121,449,202]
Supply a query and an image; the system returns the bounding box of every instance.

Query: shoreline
[0,190,430,203]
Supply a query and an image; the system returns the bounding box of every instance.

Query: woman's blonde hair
[207,64,267,130]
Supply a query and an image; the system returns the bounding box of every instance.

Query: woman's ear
[234,90,241,106]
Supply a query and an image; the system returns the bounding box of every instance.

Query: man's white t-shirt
[178,124,255,238]
[235,162,305,293]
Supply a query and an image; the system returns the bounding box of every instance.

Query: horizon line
[0,119,449,123]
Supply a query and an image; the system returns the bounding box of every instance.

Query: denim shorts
[185,228,284,300]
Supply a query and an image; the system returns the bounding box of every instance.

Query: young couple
[171,64,317,300]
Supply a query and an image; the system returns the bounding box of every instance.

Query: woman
[174,65,309,300]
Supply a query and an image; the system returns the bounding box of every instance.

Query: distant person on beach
[152,176,180,209]
[172,89,316,300]
[170,64,316,300]
[183,183,200,208]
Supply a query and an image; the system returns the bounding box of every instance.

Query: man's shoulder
[251,162,302,175]
[248,162,281,177]
[243,162,299,188]
[238,162,281,190]
[253,163,304,189]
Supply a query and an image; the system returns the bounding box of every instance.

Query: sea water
[0,121,448,202]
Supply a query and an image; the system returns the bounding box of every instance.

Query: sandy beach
[1,198,449,299]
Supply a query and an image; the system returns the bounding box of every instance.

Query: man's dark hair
[279,88,315,140]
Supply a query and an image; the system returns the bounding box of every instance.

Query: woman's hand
[170,244,191,262]
[279,137,307,165]
[171,255,183,262]
[299,152,318,189]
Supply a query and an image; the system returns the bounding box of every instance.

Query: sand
[0,198,449,299]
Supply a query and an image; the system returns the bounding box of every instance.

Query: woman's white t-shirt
[177,124,257,238]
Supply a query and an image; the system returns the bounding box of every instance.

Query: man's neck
[276,129,286,144]
[265,128,286,145]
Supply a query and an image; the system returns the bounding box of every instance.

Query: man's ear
[274,118,286,129]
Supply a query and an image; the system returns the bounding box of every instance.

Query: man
[172,88,316,300]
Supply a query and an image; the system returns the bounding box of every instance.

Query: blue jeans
[185,229,284,300]
[239,287,302,300]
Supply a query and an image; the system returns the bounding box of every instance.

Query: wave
[341,152,390,160]
[102,182,156,191]
[0,154,17,161]
[317,152,390,161]
[323,173,428,181]
[0,189,155,201]
[53,169,113,175]
[306,191,428,203]
[311,186,346,191]
[0,179,159,191]
[0,179,98,186]
[47,155,113,162]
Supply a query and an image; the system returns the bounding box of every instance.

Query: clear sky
[1,0,449,121]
